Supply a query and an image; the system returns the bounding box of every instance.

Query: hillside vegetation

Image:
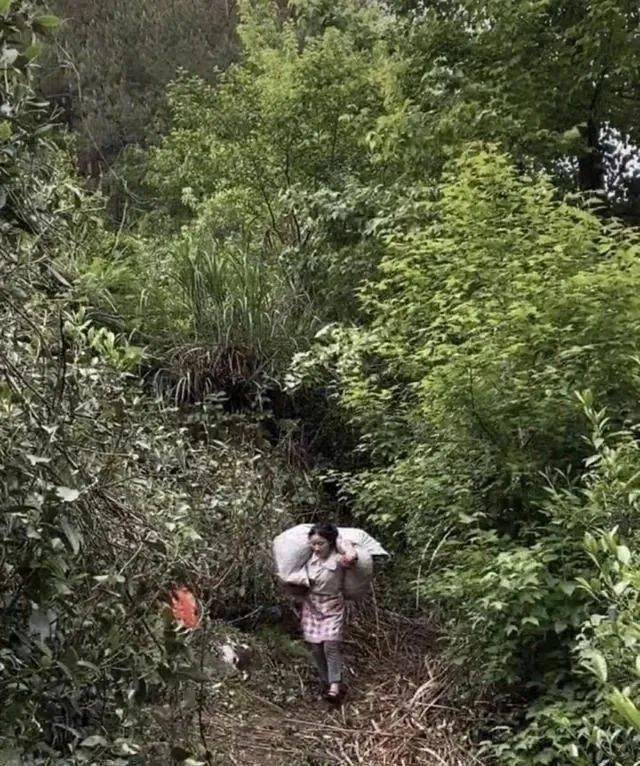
[3,1,640,765]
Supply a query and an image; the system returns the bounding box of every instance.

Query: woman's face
[309,533,331,560]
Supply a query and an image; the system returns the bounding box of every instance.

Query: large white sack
[272,524,385,601]
[338,527,389,557]
[272,524,312,579]
[273,523,388,578]
[344,546,373,600]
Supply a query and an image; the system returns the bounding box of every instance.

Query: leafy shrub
[147,1,390,215]
[293,148,640,533]
[169,232,315,362]
[291,147,640,762]
[487,399,640,765]
[76,0,405,388]
[139,0,401,331]
[0,0,62,231]
[1,4,317,760]
[1,231,312,760]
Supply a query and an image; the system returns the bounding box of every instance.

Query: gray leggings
[308,641,343,684]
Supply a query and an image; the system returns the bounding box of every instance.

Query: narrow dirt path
[203,607,484,765]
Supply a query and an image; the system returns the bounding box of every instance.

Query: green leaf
[80,735,108,748]
[567,744,579,759]
[77,659,100,672]
[93,573,125,585]
[0,48,19,69]
[33,15,61,30]
[610,689,640,730]
[582,649,608,683]
[616,545,631,565]
[612,580,630,596]
[561,126,582,144]
[56,486,79,503]
[0,0,13,14]
[61,516,81,555]
[24,43,42,61]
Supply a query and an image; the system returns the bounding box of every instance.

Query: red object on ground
[170,586,200,629]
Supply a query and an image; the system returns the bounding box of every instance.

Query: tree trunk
[578,118,604,191]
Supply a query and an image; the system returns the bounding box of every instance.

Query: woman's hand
[282,582,309,599]
[340,549,358,568]
[337,537,358,567]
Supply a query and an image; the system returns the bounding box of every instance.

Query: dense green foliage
[5,0,640,763]
[1,3,314,762]
[291,150,640,762]
[391,0,640,199]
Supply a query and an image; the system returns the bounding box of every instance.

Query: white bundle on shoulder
[272,524,389,601]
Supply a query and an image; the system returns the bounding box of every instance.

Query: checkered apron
[301,593,345,643]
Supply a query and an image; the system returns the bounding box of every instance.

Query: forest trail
[200,606,483,766]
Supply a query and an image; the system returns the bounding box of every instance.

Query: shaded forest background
[41,0,238,171]
[3,1,640,765]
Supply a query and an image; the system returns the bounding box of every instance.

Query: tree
[385,0,640,201]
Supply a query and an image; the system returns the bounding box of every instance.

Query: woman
[301,522,357,700]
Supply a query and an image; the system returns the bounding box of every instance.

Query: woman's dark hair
[308,522,339,549]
